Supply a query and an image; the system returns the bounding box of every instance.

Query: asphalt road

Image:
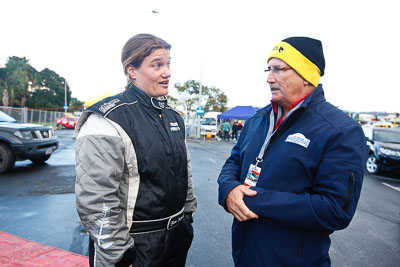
[0,129,399,266]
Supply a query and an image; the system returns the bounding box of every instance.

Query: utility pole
[64,80,68,113]
[197,66,203,138]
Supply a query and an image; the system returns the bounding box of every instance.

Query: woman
[75,34,197,267]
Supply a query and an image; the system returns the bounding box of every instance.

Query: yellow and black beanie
[267,37,325,86]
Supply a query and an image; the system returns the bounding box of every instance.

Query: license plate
[45,148,53,155]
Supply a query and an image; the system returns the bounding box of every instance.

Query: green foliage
[1,56,37,107]
[0,56,82,110]
[70,97,84,112]
[174,80,228,114]
[27,68,71,109]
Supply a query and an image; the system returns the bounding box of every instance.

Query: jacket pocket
[342,172,356,212]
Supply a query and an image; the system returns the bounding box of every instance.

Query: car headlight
[379,147,400,157]
[14,130,33,140]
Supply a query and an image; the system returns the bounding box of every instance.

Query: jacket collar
[299,84,325,108]
[125,81,168,110]
[267,84,325,112]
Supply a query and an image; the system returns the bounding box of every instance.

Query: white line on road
[382,182,400,192]
[209,158,217,164]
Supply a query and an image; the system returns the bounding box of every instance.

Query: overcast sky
[1,0,398,113]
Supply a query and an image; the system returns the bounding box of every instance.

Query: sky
[1,0,399,113]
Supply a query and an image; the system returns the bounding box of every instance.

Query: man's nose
[267,71,275,83]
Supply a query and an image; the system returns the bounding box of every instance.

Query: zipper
[343,172,356,211]
[158,109,180,178]
[297,233,306,257]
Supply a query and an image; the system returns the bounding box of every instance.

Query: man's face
[267,58,307,110]
[127,48,171,97]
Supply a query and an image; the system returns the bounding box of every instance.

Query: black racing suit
[75,82,197,267]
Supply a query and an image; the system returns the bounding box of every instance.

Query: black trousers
[89,217,194,267]
[223,131,230,140]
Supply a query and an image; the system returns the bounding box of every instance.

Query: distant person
[231,121,239,141]
[218,37,366,266]
[75,33,197,267]
[222,120,231,141]
[237,120,243,139]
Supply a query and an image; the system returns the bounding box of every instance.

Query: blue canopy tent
[217,106,258,120]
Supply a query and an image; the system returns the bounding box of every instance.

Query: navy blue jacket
[218,85,366,266]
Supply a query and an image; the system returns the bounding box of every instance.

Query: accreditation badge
[244,164,261,187]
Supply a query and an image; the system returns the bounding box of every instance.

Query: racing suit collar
[126,82,168,110]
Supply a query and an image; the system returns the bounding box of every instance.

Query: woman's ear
[126,64,136,80]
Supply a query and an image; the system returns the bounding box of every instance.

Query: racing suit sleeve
[75,114,134,266]
[243,123,367,232]
[184,141,197,215]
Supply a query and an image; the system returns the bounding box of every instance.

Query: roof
[217,106,258,120]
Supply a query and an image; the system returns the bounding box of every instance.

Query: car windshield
[202,118,217,125]
[374,130,400,143]
[0,111,17,122]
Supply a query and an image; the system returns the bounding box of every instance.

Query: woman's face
[127,48,171,97]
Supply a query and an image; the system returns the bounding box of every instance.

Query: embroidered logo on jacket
[99,99,120,113]
[170,122,180,131]
[285,133,310,148]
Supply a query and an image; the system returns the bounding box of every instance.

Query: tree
[0,56,80,110]
[26,68,72,110]
[174,80,228,117]
[3,56,37,107]
[0,68,8,106]
[70,97,84,112]
[166,95,179,108]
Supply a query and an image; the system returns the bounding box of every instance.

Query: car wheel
[30,155,51,164]
[0,143,16,174]
[366,154,379,174]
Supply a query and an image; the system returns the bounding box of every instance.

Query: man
[222,120,231,141]
[231,121,239,141]
[217,37,366,266]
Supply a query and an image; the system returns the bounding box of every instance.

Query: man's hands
[226,185,259,222]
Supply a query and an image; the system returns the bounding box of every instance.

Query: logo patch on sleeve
[285,133,310,148]
[99,99,120,113]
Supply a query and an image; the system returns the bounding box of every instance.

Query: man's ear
[303,80,309,86]
[126,64,136,80]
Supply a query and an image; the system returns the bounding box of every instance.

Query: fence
[0,106,64,126]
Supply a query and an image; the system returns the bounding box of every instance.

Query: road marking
[382,182,400,192]
[209,158,217,164]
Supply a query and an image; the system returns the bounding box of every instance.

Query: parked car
[362,126,400,174]
[56,116,79,129]
[0,110,59,174]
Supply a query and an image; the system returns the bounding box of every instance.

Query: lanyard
[254,101,304,167]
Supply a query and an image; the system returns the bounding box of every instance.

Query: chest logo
[285,133,310,148]
[99,99,120,113]
[170,122,180,131]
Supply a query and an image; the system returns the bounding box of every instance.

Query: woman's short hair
[121,34,171,75]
